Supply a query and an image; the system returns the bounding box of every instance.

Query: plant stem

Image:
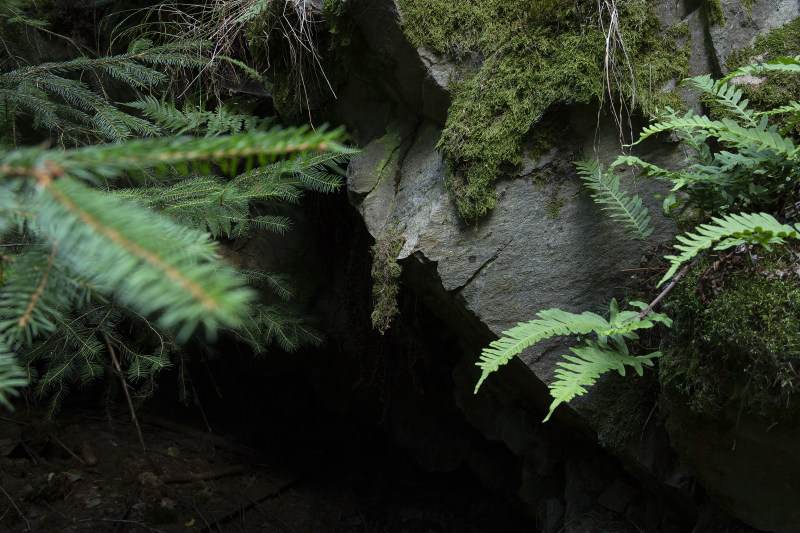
[636,263,692,319]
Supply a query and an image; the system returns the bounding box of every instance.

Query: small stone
[80,441,98,466]
[137,471,160,488]
[85,497,102,508]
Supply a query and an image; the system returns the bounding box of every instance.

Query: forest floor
[0,403,535,533]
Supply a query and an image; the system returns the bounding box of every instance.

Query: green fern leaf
[475,309,609,392]
[576,159,652,240]
[682,74,755,126]
[659,212,800,286]
[714,118,797,159]
[545,340,660,421]
[635,111,725,144]
[722,55,800,84]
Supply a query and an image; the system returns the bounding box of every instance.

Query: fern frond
[682,74,755,126]
[714,118,797,159]
[659,212,800,286]
[721,55,800,84]
[576,159,652,240]
[475,309,609,392]
[635,112,725,144]
[545,340,660,422]
[755,101,800,133]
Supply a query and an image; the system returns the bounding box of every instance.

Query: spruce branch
[18,242,56,329]
[35,178,253,339]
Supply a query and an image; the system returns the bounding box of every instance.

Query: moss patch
[581,371,657,450]
[660,245,800,421]
[702,0,725,27]
[370,230,405,334]
[724,16,800,134]
[397,0,689,222]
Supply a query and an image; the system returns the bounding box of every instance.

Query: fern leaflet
[476,300,669,422]
[659,212,800,286]
[576,159,652,239]
[682,74,755,126]
[475,309,610,392]
[546,340,661,422]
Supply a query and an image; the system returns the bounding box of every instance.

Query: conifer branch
[44,180,220,312]
[18,243,57,329]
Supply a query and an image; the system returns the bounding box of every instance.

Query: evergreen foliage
[0,38,207,145]
[0,126,350,415]
[0,6,353,415]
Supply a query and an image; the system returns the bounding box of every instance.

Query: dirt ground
[0,402,535,533]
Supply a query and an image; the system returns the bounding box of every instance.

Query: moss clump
[724,16,800,134]
[370,231,405,334]
[660,246,800,420]
[702,0,725,26]
[581,371,657,450]
[397,0,689,222]
[544,195,565,218]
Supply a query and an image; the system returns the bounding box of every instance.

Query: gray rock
[709,0,800,73]
[665,396,800,533]
[597,479,639,513]
[340,0,800,528]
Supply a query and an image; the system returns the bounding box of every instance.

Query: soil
[0,402,534,533]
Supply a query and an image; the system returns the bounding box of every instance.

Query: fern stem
[636,263,692,320]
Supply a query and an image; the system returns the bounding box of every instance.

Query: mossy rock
[660,244,800,422]
[397,0,689,222]
[723,16,800,135]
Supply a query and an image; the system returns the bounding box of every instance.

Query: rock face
[334,0,800,529]
[665,397,800,533]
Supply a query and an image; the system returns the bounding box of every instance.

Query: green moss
[660,246,800,421]
[724,16,800,135]
[581,371,656,449]
[398,0,689,222]
[702,0,725,27]
[544,196,565,218]
[370,230,405,334]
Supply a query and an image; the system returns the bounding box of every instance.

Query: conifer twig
[103,332,147,455]
[0,483,30,530]
[50,432,87,466]
[18,242,56,328]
